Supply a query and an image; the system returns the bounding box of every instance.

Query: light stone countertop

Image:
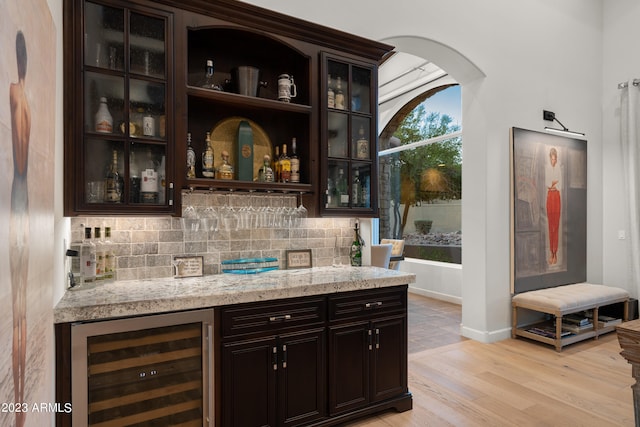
[54,266,416,323]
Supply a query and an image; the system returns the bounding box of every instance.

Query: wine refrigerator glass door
[71,309,214,426]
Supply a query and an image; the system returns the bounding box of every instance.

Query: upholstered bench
[512,283,629,351]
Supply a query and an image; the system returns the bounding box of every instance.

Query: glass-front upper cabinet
[321,55,378,216]
[65,0,174,215]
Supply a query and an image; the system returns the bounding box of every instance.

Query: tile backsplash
[70,192,356,281]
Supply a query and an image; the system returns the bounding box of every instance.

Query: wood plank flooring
[345,293,636,426]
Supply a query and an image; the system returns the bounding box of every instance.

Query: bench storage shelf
[512,283,629,351]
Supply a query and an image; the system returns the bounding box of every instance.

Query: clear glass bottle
[326,177,334,208]
[350,221,362,266]
[335,76,345,110]
[352,169,362,207]
[336,168,349,207]
[202,131,215,178]
[94,227,105,281]
[104,150,121,203]
[258,154,274,182]
[273,146,281,182]
[279,144,291,183]
[95,97,113,133]
[200,59,222,90]
[103,226,115,282]
[356,125,369,159]
[186,132,196,178]
[327,74,335,108]
[290,138,300,183]
[216,150,234,180]
[140,150,158,204]
[81,227,97,283]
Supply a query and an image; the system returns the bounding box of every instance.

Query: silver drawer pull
[269,314,292,322]
[365,301,383,309]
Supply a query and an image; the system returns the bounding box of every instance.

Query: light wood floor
[346,293,636,426]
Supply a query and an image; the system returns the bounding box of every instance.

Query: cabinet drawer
[221,296,326,338]
[329,286,406,322]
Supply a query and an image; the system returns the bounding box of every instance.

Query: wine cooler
[71,309,214,426]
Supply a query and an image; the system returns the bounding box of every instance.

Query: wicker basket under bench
[512,283,629,351]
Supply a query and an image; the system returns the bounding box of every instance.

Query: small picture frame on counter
[173,256,204,278]
[286,249,313,269]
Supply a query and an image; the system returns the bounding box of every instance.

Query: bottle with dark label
[352,169,362,207]
[290,138,300,183]
[273,146,281,182]
[81,227,97,282]
[280,144,291,183]
[186,132,196,178]
[104,150,121,203]
[202,131,215,178]
[350,221,362,266]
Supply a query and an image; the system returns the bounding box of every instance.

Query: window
[378,85,462,263]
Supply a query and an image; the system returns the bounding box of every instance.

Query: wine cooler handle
[282,344,288,369]
[207,324,214,427]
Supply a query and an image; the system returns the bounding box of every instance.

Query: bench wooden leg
[512,306,517,339]
[555,316,562,352]
[625,299,630,321]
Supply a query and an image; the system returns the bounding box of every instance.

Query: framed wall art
[510,127,587,294]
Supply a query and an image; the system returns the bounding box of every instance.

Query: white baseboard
[408,286,462,305]
[460,324,512,343]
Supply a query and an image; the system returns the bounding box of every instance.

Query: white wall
[243,0,608,342]
[602,1,640,295]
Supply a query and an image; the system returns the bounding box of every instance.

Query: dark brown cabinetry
[64,0,175,215]
[328,287,409,415]
[220,296,327,427]
[64,0,392,216]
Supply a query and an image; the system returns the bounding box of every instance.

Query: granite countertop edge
[54,266,416,324]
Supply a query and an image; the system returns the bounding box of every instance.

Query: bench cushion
[512,283,629,314]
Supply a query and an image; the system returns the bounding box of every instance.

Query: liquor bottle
[94,227,105,281]
[95,97,113,133]
[356,125,369,159]
[140,150,158,204]
[335,76,345,110]
[327,74,335,108]
[352,169,362,207]
[103,226,115,282]
[350,221,363,267]
[186,132,196,178]
[336,168,349,207]
[326,177,334,208]
[143,109,155,137]
[202,131,215,178]
[158,155,166,204]
[199,59,222,90]
[104,150,122,203]
[216,150,234,180]
[81,227,97,283]
[273,146,281,182]
[258,154,275,182]
[290,138,300,183]
[280,144,291,183]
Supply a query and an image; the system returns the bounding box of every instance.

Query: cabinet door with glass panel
[321,54,378,216]
[64,0,174,215]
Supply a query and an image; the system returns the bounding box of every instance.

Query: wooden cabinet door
[222,336,277,427]
[371,316,408,403]
[328,321,370,415]
[278,329,326,427]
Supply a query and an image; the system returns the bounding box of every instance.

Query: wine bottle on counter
[279,144,291,183]
[94,227,104,281]
[350,221,362,267]
[290,138,300,183]
[186,132,196,179]
[202,131,215,178]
